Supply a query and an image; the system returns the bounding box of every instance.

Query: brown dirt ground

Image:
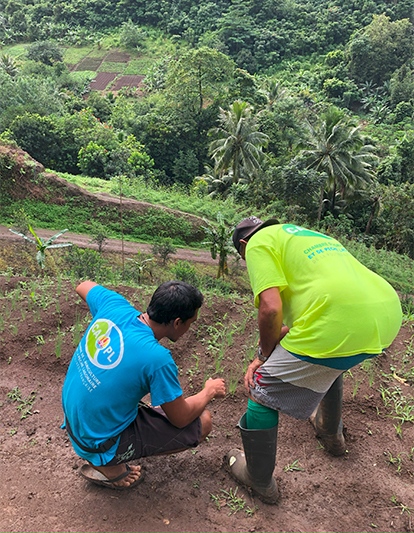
[0,245,413,532]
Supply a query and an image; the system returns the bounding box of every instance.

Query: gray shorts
[250,345,344,420]
[106,404,202,465]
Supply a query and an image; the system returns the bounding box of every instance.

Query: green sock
[246,398,279,429]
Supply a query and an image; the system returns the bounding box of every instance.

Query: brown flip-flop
[80,463,145,490]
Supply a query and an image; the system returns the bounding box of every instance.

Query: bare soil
[0,247,413,532]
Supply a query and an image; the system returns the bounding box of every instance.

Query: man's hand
[244,358,263,392]
[280,325,289,339]
[162,378,226,427]
[204,377,226,399]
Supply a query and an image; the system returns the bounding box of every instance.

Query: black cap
[232,216,279,254]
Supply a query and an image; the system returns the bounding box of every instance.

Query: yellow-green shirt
[245,224,402,359]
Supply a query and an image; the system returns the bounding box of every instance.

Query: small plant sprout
[386,451,404,474]
[379,385,414,438]
[210,487,256,516]
[284,459,304,472]
[228,369,240,396]
[55,327,64,359]
[9,225,73,269]
[391,495,414,515]
[7,387,37,419]
[35,334,45,345]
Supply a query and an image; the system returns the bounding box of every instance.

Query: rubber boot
[310,374,346,456]
[226,413,279,504]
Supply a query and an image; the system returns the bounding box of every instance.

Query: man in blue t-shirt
[62,280,226,490]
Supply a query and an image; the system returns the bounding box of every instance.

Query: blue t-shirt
[61,285,183,465]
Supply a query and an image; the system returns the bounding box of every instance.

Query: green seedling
[210,487,256,516]
[283,459,304,472]
[387,451,404,474]
[391,495,414,515]
[7,387,37,419]
[228,370,240,396]
[35,335,45,345]
[55,328,64,359]
[379,385,414,438]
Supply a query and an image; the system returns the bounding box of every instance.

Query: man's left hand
[244,358,262,392]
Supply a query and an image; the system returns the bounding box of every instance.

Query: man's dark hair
[147,281,203,324]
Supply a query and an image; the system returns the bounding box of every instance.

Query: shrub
[26,41,63,65]
[78,142,108,178]
[64,246,107,280]
[170,260,198,286]
[151,237,176,265]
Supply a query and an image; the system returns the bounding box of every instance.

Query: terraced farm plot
[105,51,130,62]
[89,72,117,90]
[111,74,145,91]
[75,57,103,71]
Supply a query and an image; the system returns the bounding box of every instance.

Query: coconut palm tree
[208,100,268,187]
[259,79,287,111]
[301,107,378,220]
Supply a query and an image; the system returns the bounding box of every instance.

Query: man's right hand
[162,378,226,427]
[204,377,226,399]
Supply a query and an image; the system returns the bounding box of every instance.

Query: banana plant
[9,225,73,269]
[202,212,234,278]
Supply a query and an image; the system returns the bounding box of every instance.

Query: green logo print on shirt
[282,224,332,239]
[85,319,124,369]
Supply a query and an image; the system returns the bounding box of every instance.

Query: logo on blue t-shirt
[85,319,124,369]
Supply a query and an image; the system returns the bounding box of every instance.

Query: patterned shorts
[250,345,345,419]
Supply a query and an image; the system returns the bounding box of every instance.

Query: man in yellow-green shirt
[226,217,402,504]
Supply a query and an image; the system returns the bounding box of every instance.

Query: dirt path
[0,225,216,265]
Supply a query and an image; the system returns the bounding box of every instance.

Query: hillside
[0,143,206,246]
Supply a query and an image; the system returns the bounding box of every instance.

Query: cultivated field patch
[74,57,103,71]
[89,72,117,91]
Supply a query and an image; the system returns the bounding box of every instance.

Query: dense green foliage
[1,0,413,72]
[0,0,413,260]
